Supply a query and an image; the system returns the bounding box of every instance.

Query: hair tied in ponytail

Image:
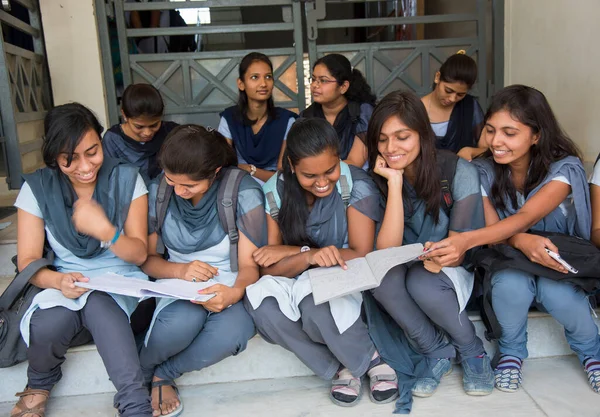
[456,49,466,55]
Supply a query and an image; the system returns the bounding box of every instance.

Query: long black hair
[434,52,478,90]
[43,102,104,169]
[236,52,277,126]
[484,85,582,211]
[121,83,164,119]
[314,54,377,106]
[278,118,340,246]
[159,124,238,181]
[366,90,443,223]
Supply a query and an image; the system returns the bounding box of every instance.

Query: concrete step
[1,305,598,403]
[1,356,598,417]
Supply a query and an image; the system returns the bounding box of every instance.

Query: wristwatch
[249,164,257,176]
[300,246,310,253]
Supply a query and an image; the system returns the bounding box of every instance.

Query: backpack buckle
[228,229,239,243]
[221,198,233,208]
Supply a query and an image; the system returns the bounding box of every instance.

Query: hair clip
[206,126,215,133]
[456,49,466,55]
[184,125,202,134]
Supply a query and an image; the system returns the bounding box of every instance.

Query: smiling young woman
[426,85,600,395]
[366,90,494,398]
[11,102,152,417]
[245,118,398,408]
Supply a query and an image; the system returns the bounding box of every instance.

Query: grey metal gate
[305,0,501,110]
[0,0,52,189]
[97,0,306,127]
[98,0,503,126]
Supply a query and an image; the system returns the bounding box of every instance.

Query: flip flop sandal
[152,379,184,417]
[11,388,50,417]
[330,376,362,407]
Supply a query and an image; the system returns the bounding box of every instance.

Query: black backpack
[166,10,197,53]
[473,231,600,342]
[0,250,55,368]
[155,167,247,271]
[437,150,458,218]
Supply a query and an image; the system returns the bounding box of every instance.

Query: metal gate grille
[0,0,52,189]
[98,0,305,126]
[98,0,503,127]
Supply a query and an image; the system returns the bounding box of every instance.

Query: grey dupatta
[148,174,267,254]
[23,157,138,259]
[474,156,591,240]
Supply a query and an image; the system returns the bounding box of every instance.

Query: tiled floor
[0,356,598,417]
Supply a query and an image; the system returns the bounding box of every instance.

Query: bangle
[250,164,257,176]
[101,228,120,249]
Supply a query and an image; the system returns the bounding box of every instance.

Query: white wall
[504,0,600,163]
[40,0,108,129]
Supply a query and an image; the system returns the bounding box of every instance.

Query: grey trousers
[27,291,152,417]
[372,263,484,361]
[139,300,256,383]
[244,295,376,380]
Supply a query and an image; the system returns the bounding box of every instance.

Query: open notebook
[308,243,429,305]
[75,273,216,302]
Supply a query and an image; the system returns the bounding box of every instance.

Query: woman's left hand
[72,198,115,241]
[421,234,468,267]
[195,284,244,312]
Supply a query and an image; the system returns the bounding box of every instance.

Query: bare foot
[11,389,49,417]
[151,376,180,416]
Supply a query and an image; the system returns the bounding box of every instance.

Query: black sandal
[151,379,183,417]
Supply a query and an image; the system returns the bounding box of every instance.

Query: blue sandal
[152,379,183,417]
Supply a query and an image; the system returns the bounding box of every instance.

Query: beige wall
[504,0,600,163]
[40,0,108,129]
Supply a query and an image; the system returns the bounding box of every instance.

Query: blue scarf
[103,121,178,183]
[23,157,138,258]
[435,94,477,153]
[301,101,362,160]
[220,107,296,169]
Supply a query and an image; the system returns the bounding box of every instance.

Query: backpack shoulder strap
[155,175,173,256]
[263,172,282,220]
[336,162,354,209]
[437,150,459,217]
[217,167,246,273]
[0,256,52,310]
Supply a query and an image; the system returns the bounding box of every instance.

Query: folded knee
[372,265,408,301]
[491,270,534,303]
[29,308,79,344]
[536,279,585,311]
[247,297,287,329]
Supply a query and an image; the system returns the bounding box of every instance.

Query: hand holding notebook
[308,243,430,304]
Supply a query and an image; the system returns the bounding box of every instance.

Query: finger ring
[192,278,197,282]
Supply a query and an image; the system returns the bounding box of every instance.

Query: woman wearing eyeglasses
[300,54,377,169]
